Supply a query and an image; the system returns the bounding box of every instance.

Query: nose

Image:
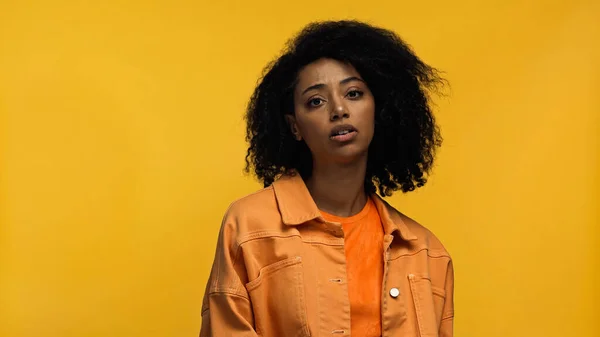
[330,100,349,121]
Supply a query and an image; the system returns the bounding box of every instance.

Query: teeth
[338,130,349,135]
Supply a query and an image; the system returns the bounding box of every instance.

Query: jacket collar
[272,173,417,241]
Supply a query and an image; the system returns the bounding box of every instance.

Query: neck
[305,156,369,217]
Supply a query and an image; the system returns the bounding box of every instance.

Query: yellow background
[1,1,598,336]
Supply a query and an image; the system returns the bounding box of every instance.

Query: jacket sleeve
[439,259,454,337]
[200,214,258,337]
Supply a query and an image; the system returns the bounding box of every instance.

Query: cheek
[366,122,375,144]
[362,102,376,135]
[296,116,326,142]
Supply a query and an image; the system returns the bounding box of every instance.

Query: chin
[330,146,369,165]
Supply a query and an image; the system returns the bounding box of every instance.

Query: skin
[286,58,376,217]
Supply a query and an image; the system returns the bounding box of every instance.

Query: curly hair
[245,20,444,196]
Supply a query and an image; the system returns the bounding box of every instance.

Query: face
[287,58,375,166]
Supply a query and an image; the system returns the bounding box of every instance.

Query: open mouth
[329,124,358,142]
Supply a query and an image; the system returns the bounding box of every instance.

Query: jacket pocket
[246,256,311,337]
[408,274,446,337]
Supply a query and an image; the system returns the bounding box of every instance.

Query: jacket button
[389,288,400,298]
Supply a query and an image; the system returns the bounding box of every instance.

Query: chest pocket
[408,273,446,337]
[245,256,311,337]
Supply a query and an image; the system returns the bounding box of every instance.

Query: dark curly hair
[245,20,444,196]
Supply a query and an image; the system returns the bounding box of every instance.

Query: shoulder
[223,186,279,223]
[382,200,451,259]
[403,212,451,257]
[218,185,290,246]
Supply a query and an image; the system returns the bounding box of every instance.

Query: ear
[285,114,302,141]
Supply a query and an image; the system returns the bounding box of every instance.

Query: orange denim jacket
[200,174,454,337]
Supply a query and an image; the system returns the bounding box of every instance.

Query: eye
[346,90,364,99]
[308,97,324,108]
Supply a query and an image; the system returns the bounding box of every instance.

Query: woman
[200,20,453,337]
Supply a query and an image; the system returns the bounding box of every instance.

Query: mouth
[329,124,358,142]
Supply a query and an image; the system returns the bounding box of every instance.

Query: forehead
[296,58,361,86]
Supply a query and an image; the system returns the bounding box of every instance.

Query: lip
[329,124,358,142]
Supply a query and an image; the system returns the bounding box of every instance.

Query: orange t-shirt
[321,197,384,337]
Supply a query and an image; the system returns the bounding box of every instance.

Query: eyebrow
[301,76,365,95]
